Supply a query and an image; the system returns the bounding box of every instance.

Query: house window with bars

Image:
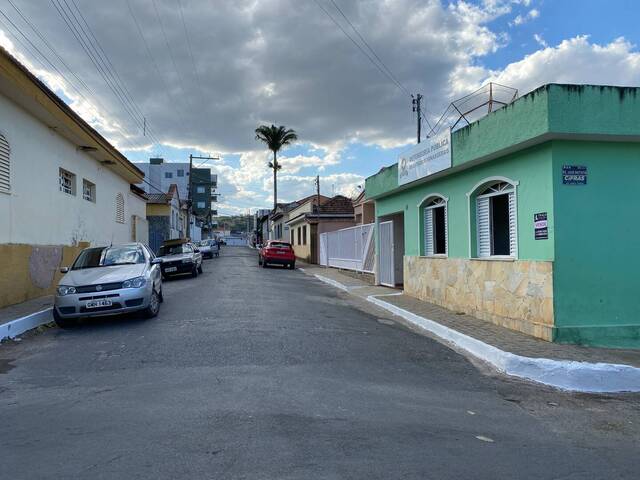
[82,179,96,202]
[115,192,125,223]
[0,133,10,193]
[475,181,517,258]
[422,196,448,256]
[59,168,76,195]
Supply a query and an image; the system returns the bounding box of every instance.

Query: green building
[190,167,213,218]
[365,84,640,349]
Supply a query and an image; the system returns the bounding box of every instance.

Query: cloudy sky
[1,0,639,214]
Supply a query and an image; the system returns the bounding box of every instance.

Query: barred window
[82,179,96,202]
[59,168,76,195]
[115,192,125,223]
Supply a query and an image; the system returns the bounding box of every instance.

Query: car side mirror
[151,258,162,265]
[60,266,69,273]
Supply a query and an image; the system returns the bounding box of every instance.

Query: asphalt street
[1,247,639,479]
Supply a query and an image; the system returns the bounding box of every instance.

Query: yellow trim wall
[0,242,89,308]
[146,203,170,216]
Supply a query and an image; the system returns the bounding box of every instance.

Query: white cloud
[488,36,640,93]
[510,8,540,26]
[533,33,548,48]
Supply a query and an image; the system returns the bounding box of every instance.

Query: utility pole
[412,94,423,144]
[187,154,218,238]
[315,175,320,212]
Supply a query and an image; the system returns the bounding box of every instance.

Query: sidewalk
[298,263,640,393]
[0,295,54,341]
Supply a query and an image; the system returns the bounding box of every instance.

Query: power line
[312,0,407,94]
[151,0,188,98]
[327,0,410,96]
[68,0,163,145]
[50,0,146,137]
[177,0,204,94]
[124,0,190,128]
[51,0,163,148]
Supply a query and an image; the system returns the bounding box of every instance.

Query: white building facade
[0,48,147,308]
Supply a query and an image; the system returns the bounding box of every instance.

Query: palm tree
[255,124,298,210]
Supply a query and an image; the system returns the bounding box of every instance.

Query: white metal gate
[378,220,394,286]
[318,224,374,273]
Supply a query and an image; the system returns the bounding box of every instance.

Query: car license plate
[165,266,177,272]
[276,251,286,254]
[86,299,112,309]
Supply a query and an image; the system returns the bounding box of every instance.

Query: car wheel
[258,256,262,265]
[198,264,203,274]
[159,286,164,303]
[262,260,268,268]
[192,266,198,277]
[143,289,160,318]
[53,308,76,328]
[289,262,295,270]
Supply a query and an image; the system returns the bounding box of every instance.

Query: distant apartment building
[135,158,218,232]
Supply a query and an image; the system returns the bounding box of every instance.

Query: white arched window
[473,180,517,258]
[420,194,448,256]
[115,193,125,224]
[0,133,10,192]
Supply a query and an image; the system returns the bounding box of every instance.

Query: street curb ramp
[311,272,640,393]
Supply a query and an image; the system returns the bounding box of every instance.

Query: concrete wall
[405,256,554,340]
[552,140,640,347]
[0,93,145,247]
[0,243,88,308]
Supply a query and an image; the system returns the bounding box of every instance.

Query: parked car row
[197,238,220,259]
[258,240,296,270]
[52,238,219,328]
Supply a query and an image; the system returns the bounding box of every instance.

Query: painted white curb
[312,274,354,292]
[311,271,640,393]
[367,296,640,393]
[0,308,53,341]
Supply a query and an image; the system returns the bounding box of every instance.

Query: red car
[259,241,296,269]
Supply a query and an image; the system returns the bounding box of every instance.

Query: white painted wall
[0,93,146,247]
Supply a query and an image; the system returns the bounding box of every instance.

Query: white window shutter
[508,191,517,257]
[0,134,9,192]
[477,197,490,257]
[444,203,448,255]
[424,208,434,256]
[116,193,125,223]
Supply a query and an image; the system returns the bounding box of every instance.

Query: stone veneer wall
[404,256,554,341]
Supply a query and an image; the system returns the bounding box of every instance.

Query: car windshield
[158,244,190,256]
[269,242,291,248]
[200,240,211,246]
[72,246,145,269]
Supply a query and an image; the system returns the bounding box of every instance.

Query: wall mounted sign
[398,128,451,186]
[534,212,548,240]
[562,165,587,185]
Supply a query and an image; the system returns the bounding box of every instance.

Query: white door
[379,220,394,287]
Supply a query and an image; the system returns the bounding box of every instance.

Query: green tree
[255,124,298,210]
